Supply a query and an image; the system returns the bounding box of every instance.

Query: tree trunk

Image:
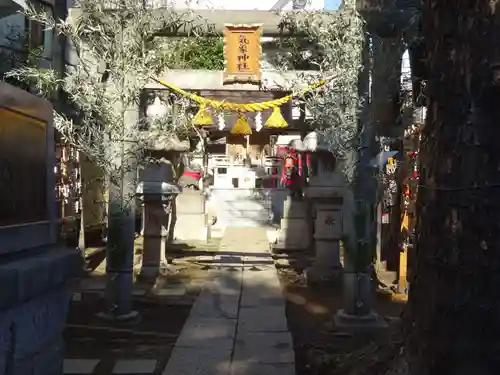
[404,2,500,374]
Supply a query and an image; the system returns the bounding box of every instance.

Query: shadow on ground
[65,251,209,375]
[66,229,406,375]
[279,268,405,375]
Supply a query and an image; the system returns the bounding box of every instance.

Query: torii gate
[69,0,419,322]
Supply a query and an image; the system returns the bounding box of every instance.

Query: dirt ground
[65,246,215,375]
[278,268,406,375]
[68,239,405,375]
[64,297,190,374]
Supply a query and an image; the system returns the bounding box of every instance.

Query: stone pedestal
[140,195,170,280]
[305,202,343,282]
[334,271,387,330]
[136,182,179,282]
[273,197,310,252]
[173,189,208,242]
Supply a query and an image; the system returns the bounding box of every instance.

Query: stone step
[217,211,271,221]
[271,243,308,254]
[217,218,271,228]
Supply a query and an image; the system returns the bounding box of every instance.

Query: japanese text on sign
[238,34,250,71]
[223,24,262,84]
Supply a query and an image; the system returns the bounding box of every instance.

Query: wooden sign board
[223,24,262,85]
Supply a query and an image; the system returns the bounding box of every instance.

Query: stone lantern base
[136,181,179,283]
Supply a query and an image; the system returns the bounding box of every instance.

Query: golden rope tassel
[192,104,213,126]
[231,115,252,135]
[265,106,288,128]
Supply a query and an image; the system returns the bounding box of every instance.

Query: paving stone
[164,227,294,375]
[156,285,186,296]
[241,270,283,305]
[189,279,206,287]
[238,306,288,333]
[230,361,296,375]
[63,359,100,374]
[208,268,242,277]
[175,318,237,348]
[190,288,240,319]
[243,269,281,284]
[162,346,232,375]
[233,332,295,364]
[112,359,157,374]
[186,279,206,293]
[240,285,284,308]
[212,271,242,295]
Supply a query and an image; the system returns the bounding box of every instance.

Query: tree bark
[404,2,500,374]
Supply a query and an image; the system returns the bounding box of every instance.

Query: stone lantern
[303,131,354,283]
[137,92,191,282]
[136,163,180,281]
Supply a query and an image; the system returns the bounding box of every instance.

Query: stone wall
[0,250,81,375]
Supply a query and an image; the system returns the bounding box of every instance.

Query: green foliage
[277,9,369,271]
[182,38,224,70]
[277,9,365,183]
[156,37,224,70]
[6,0,212,174]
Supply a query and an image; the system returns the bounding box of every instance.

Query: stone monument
[0,82,82,375]
[173,188,208,242]
[273,197,310,252]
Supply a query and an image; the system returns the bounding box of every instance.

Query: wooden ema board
[223,24,262,84]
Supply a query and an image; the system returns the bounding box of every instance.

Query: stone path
[162,227,295,375]
[63,227,294,375]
